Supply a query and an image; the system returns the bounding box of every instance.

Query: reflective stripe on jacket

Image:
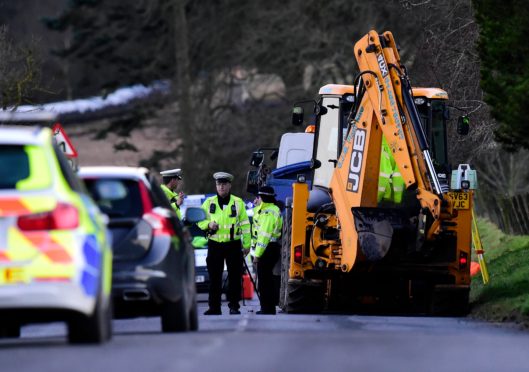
[161,184,182,219]
[378,137,405,204]
[197,194,251,249]
[251,202,282,258]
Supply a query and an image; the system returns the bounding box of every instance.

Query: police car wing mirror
[185,207,207,224]
[457,115,470,135]
[292,106,304,126]
[270,149,279,161]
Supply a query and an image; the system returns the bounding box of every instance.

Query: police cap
[213,171,234,183]
[258,186,276,196]
[160,168,182,179]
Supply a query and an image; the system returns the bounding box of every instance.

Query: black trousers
[206,240,243,311]
[257,242,280,312]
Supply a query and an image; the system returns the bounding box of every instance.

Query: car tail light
[138,180,175,237]
[293,245,303,264]
[143,211,175,237]
[138,180,154,213]
[17,202,79,231]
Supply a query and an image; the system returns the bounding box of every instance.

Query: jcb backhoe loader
[280,30,474,315]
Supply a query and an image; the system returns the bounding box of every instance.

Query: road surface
[1,295,528,372]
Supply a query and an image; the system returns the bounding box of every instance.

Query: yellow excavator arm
[282,29,472,315]
[330,30,455,270]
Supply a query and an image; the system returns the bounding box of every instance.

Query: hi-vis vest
[161,184,182,220]
[251,202,282,258]
[378,137,405,204]
[197,194,251,249]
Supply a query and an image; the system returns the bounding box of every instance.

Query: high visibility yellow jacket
[378,137,405,204]
[197,194,251,249]
[161,184,182,219]
[251,202,282,258]
[191,236,208,248]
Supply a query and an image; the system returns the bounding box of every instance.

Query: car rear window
[0,145,52,190]
[83,178,144,218]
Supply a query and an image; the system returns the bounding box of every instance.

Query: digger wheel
[284,279,325,314]
[430,286,470,316]
[279,200,325,314]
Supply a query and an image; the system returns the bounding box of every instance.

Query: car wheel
[68,290,112,344]
[161,298,189,333]
[189,293,199,331]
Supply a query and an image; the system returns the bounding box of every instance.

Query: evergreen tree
[44,0,175,98]
[474,0,529,150]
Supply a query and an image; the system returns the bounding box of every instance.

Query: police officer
[252,186,282,315]
[378,138,405,204]
[198,172,251,315]
[160,168,184,219]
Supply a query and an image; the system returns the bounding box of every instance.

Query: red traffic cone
[470,261,481,277]
[242,273,254,299]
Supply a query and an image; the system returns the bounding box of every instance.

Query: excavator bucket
[352,208,410,261]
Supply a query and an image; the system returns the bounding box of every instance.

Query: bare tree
[398,0,529,233]
[0,26,41,110]
[398,0,495,164]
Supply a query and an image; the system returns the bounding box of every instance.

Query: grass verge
[470,218,529,328]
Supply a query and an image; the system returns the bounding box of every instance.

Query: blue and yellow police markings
[81,235,101,297]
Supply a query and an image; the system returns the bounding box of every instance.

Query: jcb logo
[377,53,388,77]
[346,129,366,192]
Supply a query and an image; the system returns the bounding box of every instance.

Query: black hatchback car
[79,166,199,332]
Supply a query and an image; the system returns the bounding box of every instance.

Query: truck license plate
[448,192,470,210]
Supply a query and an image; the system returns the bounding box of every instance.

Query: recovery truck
[277,30,475,314]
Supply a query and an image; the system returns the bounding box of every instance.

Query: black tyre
[430,287,470,316]
[279,205,292,311]
[161,297,189,333]
[189,292,199,331]
[279,199,326,314]
[68,290,112,344]
[285,279,325,314]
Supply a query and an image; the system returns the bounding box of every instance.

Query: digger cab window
[430,100,448,167]
[416,98,449,169]
[313,97,340,188]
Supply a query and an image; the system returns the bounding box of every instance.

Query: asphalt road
[1,295,529,372]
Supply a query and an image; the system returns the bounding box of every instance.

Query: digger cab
[292,84,452,192]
